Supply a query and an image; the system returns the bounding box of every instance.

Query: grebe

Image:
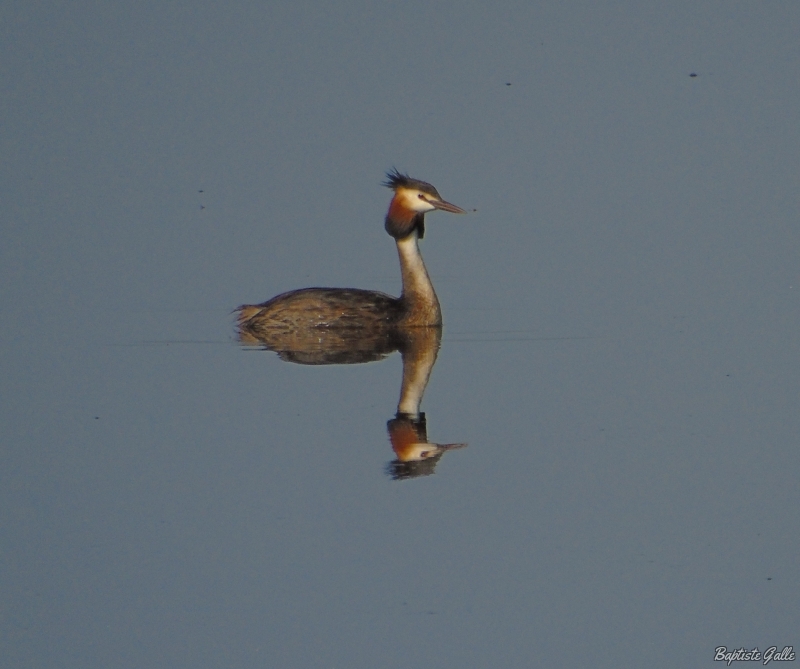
[236,170,465,335]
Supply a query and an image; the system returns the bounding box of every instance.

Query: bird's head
[383,169,465,239]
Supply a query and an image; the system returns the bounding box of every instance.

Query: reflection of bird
[386,413,466,480]
[236,170,465,335]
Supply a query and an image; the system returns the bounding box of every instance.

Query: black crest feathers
[383,168,441,198]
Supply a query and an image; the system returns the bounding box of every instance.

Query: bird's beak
[430,198,467,214]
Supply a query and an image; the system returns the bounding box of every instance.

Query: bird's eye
[418,193,425,200]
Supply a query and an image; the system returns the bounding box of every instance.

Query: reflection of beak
[403,442,468,461]
[430,198,467,214]
[437,442,468,452]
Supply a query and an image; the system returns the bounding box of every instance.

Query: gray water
[2,3,798,667]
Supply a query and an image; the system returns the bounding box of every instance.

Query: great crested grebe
[236,170,466,334]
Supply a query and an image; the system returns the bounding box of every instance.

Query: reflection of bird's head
[383,169,466,240]
[386,413,466,480]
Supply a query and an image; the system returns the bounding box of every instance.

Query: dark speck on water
[690,73,697,77]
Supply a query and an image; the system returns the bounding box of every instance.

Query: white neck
[395,231,441,325]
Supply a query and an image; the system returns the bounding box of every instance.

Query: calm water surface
[2,3,799,668]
